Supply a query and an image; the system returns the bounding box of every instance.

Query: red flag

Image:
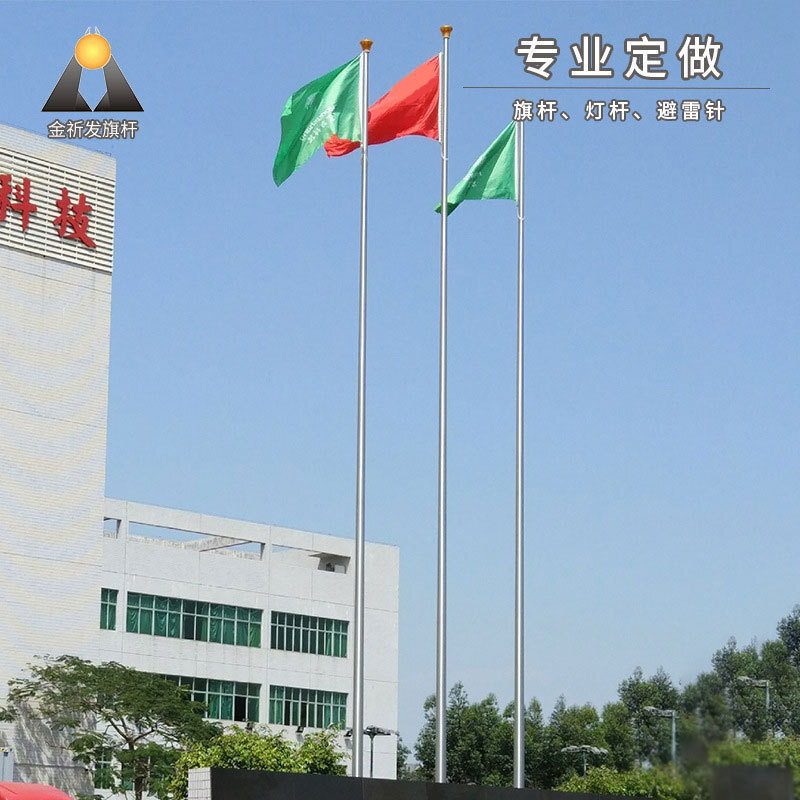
[325,55,440,157]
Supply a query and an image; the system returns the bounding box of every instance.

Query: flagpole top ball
[360,39,373,52]
[440,25,453,38]
[75,31,111,69]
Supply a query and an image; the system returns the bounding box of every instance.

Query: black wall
[203,771,652,800]
[711,765,793,800]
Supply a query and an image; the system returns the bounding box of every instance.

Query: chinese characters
[516,32,723,80]
[0,173,97,249]
[512,98,726,123]
[47,119,139,140]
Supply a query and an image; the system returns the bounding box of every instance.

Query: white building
[0,123,399,795]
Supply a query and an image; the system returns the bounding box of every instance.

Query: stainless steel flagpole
[436,24,452,786]
[352,37,371,780]
[513,117,525,790]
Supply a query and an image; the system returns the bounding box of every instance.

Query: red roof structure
[0,785,75,800]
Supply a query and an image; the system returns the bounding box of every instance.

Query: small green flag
[435,121,517,214]
[273,56,361,186]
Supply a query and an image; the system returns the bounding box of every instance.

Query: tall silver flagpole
[436,24,452,786]
[513,117,526,790]
[352,37,371,780]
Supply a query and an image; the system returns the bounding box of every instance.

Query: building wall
[0,124,115,796]
[0,123,399,790]
[100,499,399,780]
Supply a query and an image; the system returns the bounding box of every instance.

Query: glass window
[236,620,248,646]
[125,593,260,647]
[154,609,167,637]
[126,594,139,633]
[93,747,113,790]
[100,588,118,631]
[162,674,259,723]
[210,609,222,643]
[168,608,181,638]
[268,685,346,729]
[208,694,220,719]
[140,608,153,635]
[270,611,348,657]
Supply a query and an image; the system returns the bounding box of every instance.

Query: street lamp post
[363,726,396,779]
[736,676,771,733]
[737,676,770,714]
[560,745,608,776]
[644,706,677,765]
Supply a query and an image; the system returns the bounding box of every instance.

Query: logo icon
[43,28,142,113]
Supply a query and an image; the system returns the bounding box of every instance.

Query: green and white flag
[273,56,361,186]
[435,121,517,214]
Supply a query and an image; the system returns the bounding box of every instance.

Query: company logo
[43,27,142,113]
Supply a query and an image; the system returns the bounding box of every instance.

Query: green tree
[0,656,219,800]
[414,683,511,785]
[601,701,636,772]
[619,667,680,766]
[169,726,346,800]
[777,606,800,669]
[711,637,767,739]
[709,634,800,739]
[487,699,547,788]
[710,735,800,797]
[679,670,730,748]
[557,765,694,800]
[538,697,608,788]
[513,698,548,789]
[296,728,348,775]
[396,735,413,780]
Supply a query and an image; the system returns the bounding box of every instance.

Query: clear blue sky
[2,0,798,748]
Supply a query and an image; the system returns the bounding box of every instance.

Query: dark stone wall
[205,770,652,800]
[205,765,798,800]
[711,765,793,800]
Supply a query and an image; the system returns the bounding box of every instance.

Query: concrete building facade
[0,123,399,795]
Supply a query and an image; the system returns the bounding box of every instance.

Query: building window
[270,612,348,657]
[268,685,347,728]
[93,748,113,790]
[100,588,118,630]
[166,675,260,723]
[93,748,133,791]
[126,593,261,647]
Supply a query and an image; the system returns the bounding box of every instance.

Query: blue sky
[2,0,799,748]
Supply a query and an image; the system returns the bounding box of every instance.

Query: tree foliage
[413,684,620,789]
[557,765,695,800]
[777,606,800,669]
[0,656,219,800]
[414,683,509,785]
[619,667,680,766]
[169,726,346,800]
[409,606,800,792]
[601,701,636,772]
[395,735,413,780]
[710,736,800,797]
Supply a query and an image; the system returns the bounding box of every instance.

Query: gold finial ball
[360,39,373,52]
[441,25,453,38]
[75,33,111,70]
